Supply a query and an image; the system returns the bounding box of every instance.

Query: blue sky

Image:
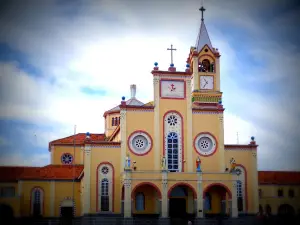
[0,0,299,170]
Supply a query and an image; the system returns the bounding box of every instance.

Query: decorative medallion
[128,131,152,155]
[61,153,73,164]
[160,80,185,99]
[194,133,217,156]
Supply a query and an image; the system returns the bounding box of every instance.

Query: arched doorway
[168,183,196,219]
[131,182,161,217]
[60,198,74,219]
[278,204,295,216]
[203,183,231,217]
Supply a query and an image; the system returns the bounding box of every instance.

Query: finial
[130,84,136,98]
[199,6,206,21]
[122,96,125,101]
[167,44,177,65]
[154,62,158,66]
[251,136,255,141]
[186,63,190,68]
[86,132,90,139]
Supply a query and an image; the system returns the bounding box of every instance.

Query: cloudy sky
[0,0,299,171]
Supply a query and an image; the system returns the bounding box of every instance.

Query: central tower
[188,6,222,104]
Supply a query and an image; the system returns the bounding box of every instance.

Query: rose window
[61,153,73,165]
[167,115,177,126]
[128,131,152,155]
[101,166,109,174]
[194,133,217,156]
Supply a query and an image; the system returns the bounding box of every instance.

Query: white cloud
[0,152,49,167]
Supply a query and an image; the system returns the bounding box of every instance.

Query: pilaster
[186,79,193,172]
[252,151,259,213]
[120,108,127,173]
[215,57,220,91]
[231,173,238,218]
[218,113,225,172]
[196,173,204,218]
[49,181,55,216]
[124,169,132,218]
[192,56,199,91]
[153,77,160,170]
[83,144,92,214]
[17,181,22,217]
[161,170,168,218]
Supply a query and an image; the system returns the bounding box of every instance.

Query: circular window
[61,153,73,164]
[167,115,177,126]
[194,133,217,156]
[101,166,109,174]
[128,131,152,155]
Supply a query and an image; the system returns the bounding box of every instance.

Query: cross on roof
[167,44,177,65]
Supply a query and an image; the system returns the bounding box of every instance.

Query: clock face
[200,76,214,90]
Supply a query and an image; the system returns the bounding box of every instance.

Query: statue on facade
[125,153,131,169]
[229,157,237,173]
[161,156,166,170]
[196,156,202,172]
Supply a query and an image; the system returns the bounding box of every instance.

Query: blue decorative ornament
[122,96,125,101]
[86,132,90,136]
[251,136,255,141]
[170,63,174,67]
[218,100,222,104]
[186,63,190,68]
[154,62,158,66]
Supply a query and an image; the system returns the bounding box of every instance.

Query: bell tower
[188,6,222,104]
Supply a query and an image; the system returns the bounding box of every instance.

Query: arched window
[204,192,212,211]
[135,192,145,211]
[31,187,44,216]
[164,112,183,172]
[167,132,179,172]
[97,163,113,212]
[112,117,115,126]
[237,180,243,212]
[101,178,109,211]
[235,166,246,213]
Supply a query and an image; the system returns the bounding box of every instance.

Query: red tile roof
[259,171,300,185]
[49,133,106,150]
[0,165,84,181]
[0,166,34,182]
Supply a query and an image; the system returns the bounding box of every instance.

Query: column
[83,144,92,214]
[153,77,160,170]
[17,181,22,217]
[124,169,132,218]
[218,113,225,172]
[161,170,168,217]
[231,173,238,218]
[186,79,193,172]
[215,57,220,91]
[196,173,204,218]
[49,181,55,217]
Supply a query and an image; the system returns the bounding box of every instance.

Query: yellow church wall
[21,181,51,217]
[225,150,256,213]
[192,113,221,172]
[54,182,81,217]
[89,146,122,213]
[259,184,300,214]
[0,182,20,216]
[52,146,83,165]
[126,110,154,171]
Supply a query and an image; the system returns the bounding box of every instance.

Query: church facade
[0,8,299,219]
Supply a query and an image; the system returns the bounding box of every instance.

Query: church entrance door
[169,198,186,218]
